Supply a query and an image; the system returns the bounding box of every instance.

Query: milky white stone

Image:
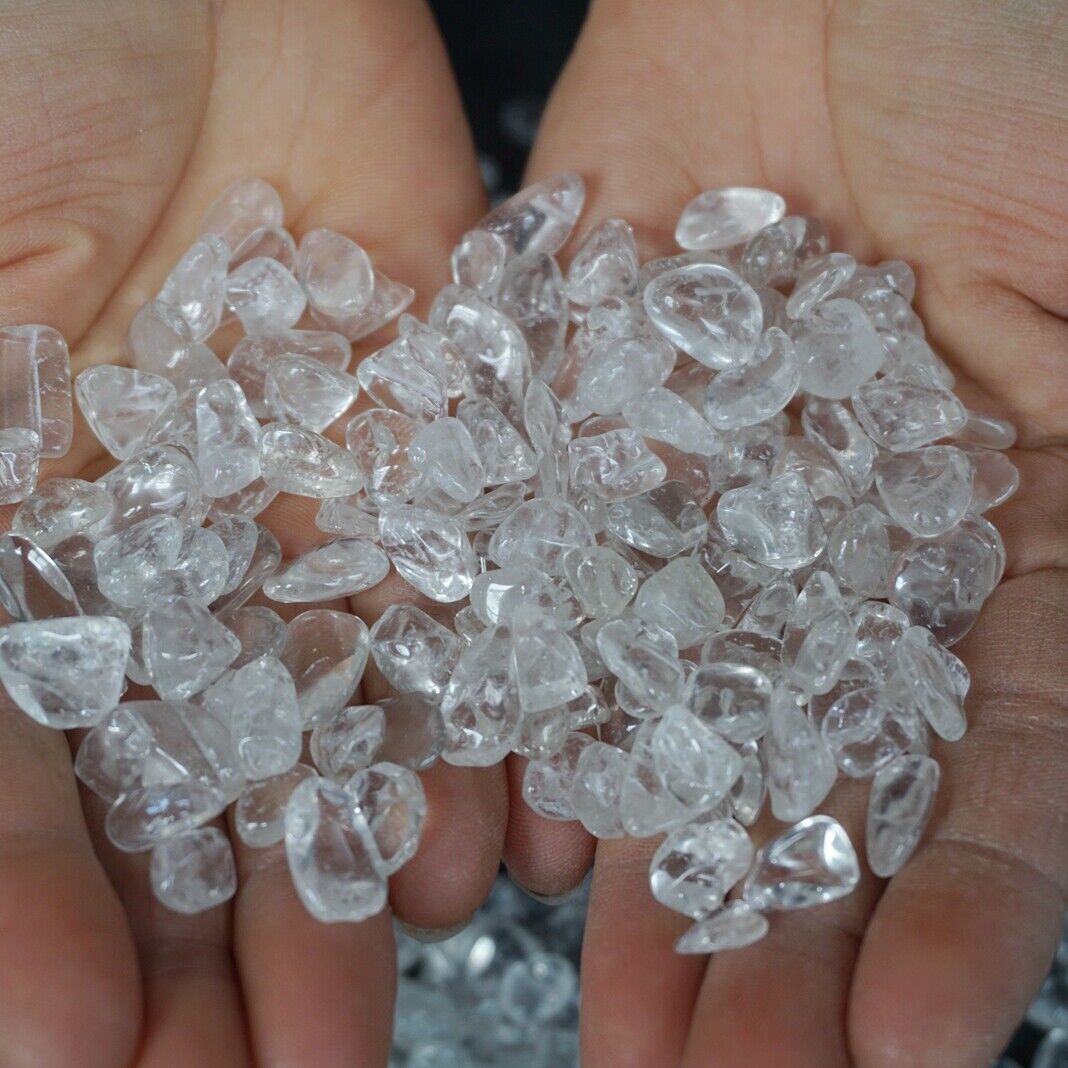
[853,367,967,452]
[451,229,508,296]
[76,366,177,460]
[281,609,368,727]
[650,818,754,918]
[295,228,375,320]
[866,753,939,877]
[477,171,585,256]
[675,901,770,954]
[743,815,860,910]
[234,763,316,848]
[675,188,785,251]
[284,775,387,922]
[566,217,640,306]
[264,355,358,432]
[159,235,230,341]
[260,423,363,498]
[0,616,129,728]
[200,177,283,250]
[142,595,240,700]
[11,479,112,548]
[791,298,885,399]
[644,262,763,370]
[264,537,389,603]
[151,826,236,914]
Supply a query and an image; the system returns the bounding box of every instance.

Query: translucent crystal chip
[369,603,462,702]
[281,609,368,728]
[476,171,585,256]
[150,826,236,914]
[876,444,974,540]
[764,694,837,822]
[260,423,363,498]
[93,515,184,608]
[200,177,284,250]
[568,429,667,502]
[702,327,800,430]
[562,545,638,618]
[621,387,721,457]
[489,498,595,576]
[511,608,587,714]
[409,417,485,503]
[0,324,73,458]
[0,428,40,504]
[675,901,770,954]
[264,355,358,432]
[347,761,427,875]
[853,368,967,452]
[378,504,476,602]
[651,705,743,811]
[633,557,725,649]
[791,298,885,399]
[801,398,877,496]
[781,570,855,695]
[195,379,262,496]
[226,605,288,668]
[785,252,857,319]
[12,479,112,549]
[497,252,568,382]
[264,537,389,602]
[295,228,375,320]
[866,753,940,877]
[595,618,684,712]
[310,704,385,781]
[889,626,966,741]
[234,763,316,848]
[107,781,227,853]
[650,818,754,918]
[522,731,595,820]
[575,330,677,415]
[686,661,774,744]
[741,215,829,288]
[566,217,640,306]
[959,444,1020,512]
[456,398,536,485]
[820,683,922,778]
[142,595,241,700]
[225,257,306,333]
[605,481,707,559]
[451,229,508,296]
[828,504,895,598]
[357,336,448,422]
[159,234,230,341]
[375,693,445,770]
[675,188,786,251]
[76,366,177,461]
[569,740,627,838]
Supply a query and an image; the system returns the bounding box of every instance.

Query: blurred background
[383,3,1065,1065]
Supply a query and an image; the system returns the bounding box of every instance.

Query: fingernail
[517,883,584,907]
[396,917,472,943]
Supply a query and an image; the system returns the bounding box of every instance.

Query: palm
[521,1,1068,1065]
[0,2,503,1064]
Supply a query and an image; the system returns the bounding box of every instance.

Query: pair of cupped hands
[0,1,1065,1065]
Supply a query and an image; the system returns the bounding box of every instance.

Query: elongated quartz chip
[743,815,860,910]
[451,229,508,296]
[151,827,237,914]
[201,177,284,250]
[76,366,177,460]
[296,228,375,320]
[281,610,368,727]
[12,479,112,549]
[225,257,306,333]
[264,538,389,602]
[650,818,754,918]
[378,504,476,602]
[476,171,585,256]
[569,740,627,838]
[409,417,485,503]
[675,188,786,251]
[234,764,316,848]
[159,235,229,341]
[196,379,262,496]
[0,324,73,458]
[675,901,770,954]
[310,704,385,781]
[347,762,427,875]
[260,424,363,498]
[866,753,939,877]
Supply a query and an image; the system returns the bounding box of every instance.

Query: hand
[0,3,505,1064]
[518,2,1068,1065]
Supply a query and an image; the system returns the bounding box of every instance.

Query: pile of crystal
[391,874,584,1067]
[0,174,1017,937]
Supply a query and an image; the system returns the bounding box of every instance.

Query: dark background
[426,1,1048,1062]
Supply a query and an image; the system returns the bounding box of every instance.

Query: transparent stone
[284,775,387,922]
[264,537,389,602]
[511,608,587,714]
[93,515,184,607]
[890,626,966,741]
[76,366,177,460]
[764,694,838,822]
[206,515,257,596]
[162,525,229,604]
[356,336,448,422]
[264,355,358,432]
[643,262,763,370]
[499,952,577,1027]
[311,269,414,342]
[717,472,826,569]
[375,693,445,770]
[568,430,666,502]
[489,498,595,577]
[409,418,485,503]
[605,481,707,558]
[791,298,885,399]
[888,518,1001,646]
[191,379,261,496]
[522,731,595,820]
[150,826,236,914]
[821,682,922,777]
[295,228,374,320]
[686,661,774,744]
[0,428,39,504]
[399,317,467,398]
[739,574,796,637]
[107,781,227,853]
[652,705,743,811]
[11,479,112,549]
[225,257,306,333]
[633,558,725,649]
[853,368,967,452]
[201,177,283,250]
[476,171,585,256]
[691,523,778,625]
[260,423,363,498]
[229,225,297,271]
[456,398,536,486]
[650,818,753,919]
[440,625,520,766]
[744,815,860,910]
[208,478,278,522]
[828,504,895,598]
[562,545,638,618]
[346,761,427,875]
[618,717,692,836]
[675,901,770,954]
[144,387,198,454]
[569,740,627,838]
[675,188,786,251]
[0,324,73,457]
[210,524,282,619]
[315,493,378,539]
[345,408,422,505]
[867,753,939,877]
[0,616,129,728]
[281,609,368,727]
[851,601,910,678]
[378,504,476,603]
[782,570,855,695]
[786,252,857,319]
[621,387,720,457]
[234,763,316,848]
[741,215,829,289]
[310,705,385,781]
[875,446,972,538]
[129,300,209,394]
[226,605,287,668]
[369,603,462,702]
[955,410,1016,450]
[429,285,531,425]
[701,327,800,430]
[451,229,508,296]
[596,618,685,712]
[0,534,83,623]
[566,217,640,305]
[574,330,677,415]
[801,398,877,496]
[958,444,1020,512]
[730,742,766,826]
[142,595,240,700]
[497,252,568,381]
[159,234,230,341]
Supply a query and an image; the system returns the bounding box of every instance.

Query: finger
[231,835,397,1067]
[850,564,1068,1068]
[0,700,141,1068]
[681,780,879,1068]
[503,753,596,900]
[579,836,706,1068]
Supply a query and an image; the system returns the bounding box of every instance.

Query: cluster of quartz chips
[0,175,1017,940]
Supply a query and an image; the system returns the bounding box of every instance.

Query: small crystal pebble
[346,761,427,874]
[378,504,476,603]
[744,815,860,910]
[0,324,74,459]
[264,355,358,432]
[703,327,800,430]
[260,423,363,498]
[263,537,389,602]
[786,252,857,319]
[200,176,284,250]
[866,753,939,877]
[0,533,83,621]
[150,827,237,914]
[196,379,262,496]
[94,515,184,607]
[633,558,725,648]
[675,902,770,955]
[409,417,485,503]
[281,610,368,727]
[369,604,463,701]
[159,235,229,342]
[11,479,112,549]
[567,217,640,306]
[476,170,585,257]
[76,366,177,460]
[142,595,241,700]
[0,428,41,505]
[310,704,385,781]
[235,763,316,848]
[225,257,306,333]
[876,446,973,538]
[650,818,754,918]
[791,298,885,399]
[675,188,786,251]
[451,229,508,296]
[295,228,375,320]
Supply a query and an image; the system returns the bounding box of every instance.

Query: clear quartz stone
[827,504,895,598]
[281,610,368,728]
[234,763,316,848]
[284,775,387,922]
[605,481,707,558]
[717,472,826,569]
[264,355,358,432]
[497,252,569,381]
[574,329,677,415]
[210,524,281,619]
[369,603,462,701]
[260,423,363,498]
[311,268,414,342]
[569,740,627,838]
[786,252,857,319]
[226,605,287,667]
[764,694,838,822]
[651,705,743,811]
[346,761,427,874]
[853,368,967,452]
[801,399,877,496]
[866,753,940,877]
[225,257,306,333]
[195,379,262,496]
[730,742,766,826]
[511,607,587,714]
[675,901,770,954]
[566,218,640,306]
[790,298,885,399]
[0,533,82,621]
[456,398,536,485]
[93,515,184,607]
[310,704,385,781]
[346,408,422,505]
[622,387,721,456]
[76,366,177,460]
[889,626,966,740]
[295,229,375,320]
[201,177,284,250]
[820,683,922,778]
[686,661,774,743]
[12,479,112,549]
[150,826,236,914]
[675,188,786,251]
[489,499,595,576]
[568,430,667,501]
[959,444,1020,512]
[159,235,230,341]
[619,718,693,836]
[702,327,800,430]
[0,616,129,728]
[357,336,448,422]
[954,410,1016,449]
[409,417,486,503]
[633,557,725,648]
[451,229,508,296]
[743,815,860,910]
[0,429,40,504]
[522,731,595,821]
[476,171,585,256]
[373,693,445,771]
[264,537,389,602]
[782,571,855,695]
[230,225,297,271]
[643,262,763,369]
[741,216,829,288]
[142,595,241,700]
[0,324,73,458]
[563,545,638,618]
[875,446,973,538]
[650,818,754,918]
[378,504,476,602]
[596,618,684,712]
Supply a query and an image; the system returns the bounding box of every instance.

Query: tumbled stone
[0,324,73,458]
[76,366,177,460]
[375,693,445,770]
[0,429,40,504]
[633,558,725,649]
[357,336,448,422]
[890,626,966,740]
[605,481,707,559]
[569,740,627,838]
[159,235,229,341]
[827,504,895,598]
[875,446,972,538]
[347,761,427,874]
[596,618,684,713]
[378,504,476,602]
[369,603,462,702]
[790,298,885,399]
[568,430,666,502]
[226,604,288,668]
[264,355,358,432]
[675,901,770,954]
[409,417,485,503]
[866,753,940,877]
[456,398,537,486]
[225,257,306,333]
[511,608,587,714]
[686,660,774,744]
[702,327,800,430]
[295,228,375,320]
[567,217,640,306]
[260,423,364,498]
[94,515,184,608]
[854,367,967,452]
[820,683,921,778]
[801,398,877,496]
[522,732,595,821]
[312,269,414,341]
[234,763,316,848]
[651,705,743,811]
[195,379,262,496]
[264,538,389,602]
[142,595,240,700]
[12,479,112,549]
[763,694,837,822]
[476,171,585,256]
[150,826,236,914]
[675,188,785,251]
[741,215,829,288]
[562,545,638,619]
[107,781,227,853]
[310,704,385,781]
[451,229,508,296]
[575,328,677,416]
[201,177,284,250]
[786,252,857,319]
[497,252,569,381]
[281,609,368,727]
[650,818,754,918]
[782,571,855,695]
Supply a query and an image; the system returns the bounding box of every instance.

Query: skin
[0,1,1064,1066]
